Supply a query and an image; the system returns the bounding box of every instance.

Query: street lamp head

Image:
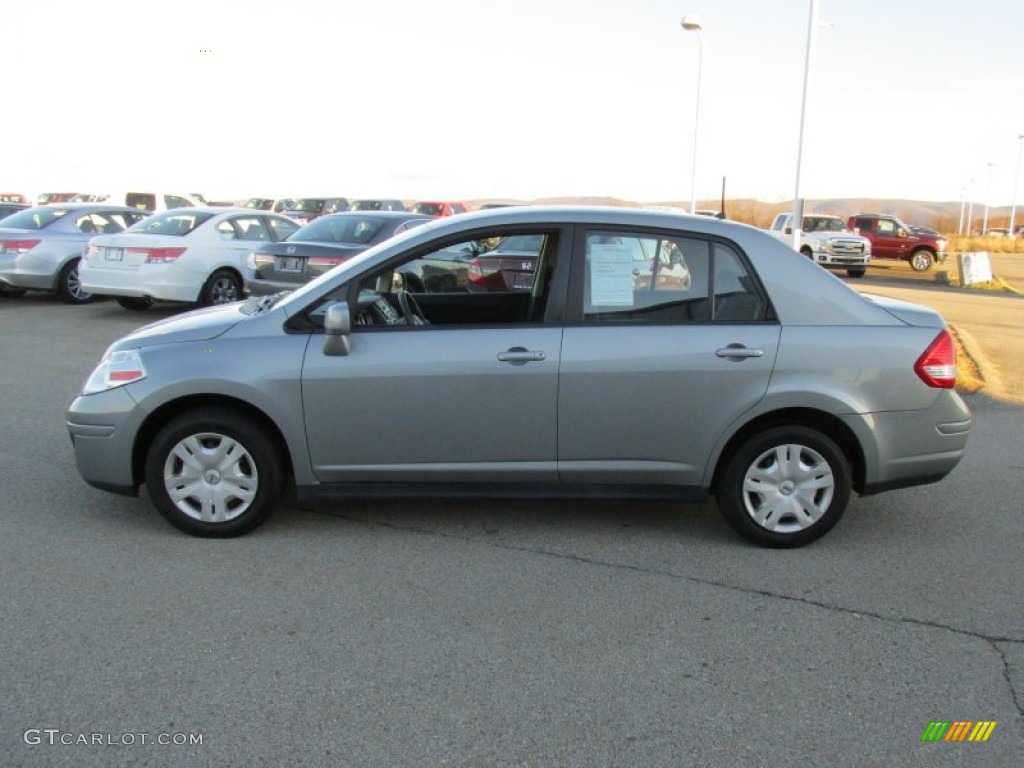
[681,14,704,31]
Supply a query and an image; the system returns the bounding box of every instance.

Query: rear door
[558,227,780,488]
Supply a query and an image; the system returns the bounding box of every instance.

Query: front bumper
[66,386,147,496]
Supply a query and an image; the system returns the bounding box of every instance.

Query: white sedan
[80,208,300,309]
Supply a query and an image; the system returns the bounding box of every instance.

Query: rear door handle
[498,347,546,365]
[716,345,764,360]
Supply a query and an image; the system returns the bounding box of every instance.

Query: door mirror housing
[323,301,351,356]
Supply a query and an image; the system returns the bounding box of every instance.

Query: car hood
[860,292,945,328]
[110,302,249,350]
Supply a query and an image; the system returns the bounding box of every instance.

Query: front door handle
[716,344,764,360]
[498,347,546,365]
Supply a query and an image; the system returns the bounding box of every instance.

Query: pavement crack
[331,511,1024,718]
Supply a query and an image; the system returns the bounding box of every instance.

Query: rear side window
[582,231,766,324]
[164,195,193,209]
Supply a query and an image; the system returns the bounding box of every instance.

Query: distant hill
[466,197,1015,234]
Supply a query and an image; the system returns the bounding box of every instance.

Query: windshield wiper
[254,290,291,313]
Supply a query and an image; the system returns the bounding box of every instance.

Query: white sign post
[958,252,993,285]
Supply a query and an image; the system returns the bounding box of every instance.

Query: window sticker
[588,244,635,306]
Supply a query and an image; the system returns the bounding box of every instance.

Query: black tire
[846,268,866,278]
[909,249,934,272]
[715,426,850,548]
[145,407,283,537]
[116,296,152,310]
[800,247,814,259]
[198,269,241,307]
[56,258,93,304]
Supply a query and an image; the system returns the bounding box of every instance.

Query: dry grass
[951,328,985,395]
[946,235,1024,254]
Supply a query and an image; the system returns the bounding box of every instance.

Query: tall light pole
[958,184,967,236]
[982,162,994,235]
[792,0,820,251]
[1010,134,1023,237]
[966,178,975,236]
[681,15,704,215]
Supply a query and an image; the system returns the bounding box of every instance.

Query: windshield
[291,216,386,244]
[293,199,325,213]
[803,216,846,233]
[275,217,446,315]
[126,210,215,236]
[0,206,69,230]
[411,203,443,215]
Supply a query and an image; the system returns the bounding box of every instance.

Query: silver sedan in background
[0,204,149,303]
[66,207,970,547]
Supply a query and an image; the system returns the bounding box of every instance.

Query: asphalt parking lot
[2,293,1022,767]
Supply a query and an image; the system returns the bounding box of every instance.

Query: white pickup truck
[769,213,871,278]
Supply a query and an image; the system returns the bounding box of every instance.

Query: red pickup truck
[848,213,948,272]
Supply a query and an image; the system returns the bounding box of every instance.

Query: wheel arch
[711,407,866,494]
[131,394,294,488]
[196,265,244,302]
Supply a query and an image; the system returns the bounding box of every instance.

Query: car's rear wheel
[846,268,866,278]
[145,408,283,537]
[57,258,93,304]
[116,296,152,310]
[716,426,850,548]
[199,269,241,306]
[909,249,934,272]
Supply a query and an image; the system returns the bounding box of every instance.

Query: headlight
[82,348,147,394]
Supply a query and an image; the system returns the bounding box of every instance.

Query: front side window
[877,219,896,235]
[125,192,157,211]
[582,231,765,323]
[164,195,193,210]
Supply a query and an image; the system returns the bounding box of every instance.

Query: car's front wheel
[57,258,93,304]
[909,249,934,272]
[199,269,241,306]
[145,408,283,537]
[716,426,850,548]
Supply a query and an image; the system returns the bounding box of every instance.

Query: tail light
[914,330,957,389]
[85,244,100,259]
[247,251,274,269]
[127,247,187,264]
[1,239,40,254]
[467,257,490,285]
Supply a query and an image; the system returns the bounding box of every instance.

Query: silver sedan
[66,207,970,547]
[0,204,148,303]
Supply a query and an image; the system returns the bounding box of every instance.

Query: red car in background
[411,201,467,217]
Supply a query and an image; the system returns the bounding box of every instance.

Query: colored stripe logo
[921,721,997,742]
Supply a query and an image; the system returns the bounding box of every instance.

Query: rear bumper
[846,390,971,495]
[0,252,59,290]
[80,262,198,303]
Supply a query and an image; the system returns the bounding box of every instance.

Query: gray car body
[67,206,970,505]
[0,203,147,292]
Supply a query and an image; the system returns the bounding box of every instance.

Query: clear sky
[6,0,1023,206]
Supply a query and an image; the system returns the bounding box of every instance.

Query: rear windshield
[292,215,386,244]
[0,207,69,230]
[126,210,215,236]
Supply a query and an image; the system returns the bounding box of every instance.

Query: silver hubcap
[163,432,258,523]
[210,277,238,303]
[741,443,834,533]
[67,265,90,300]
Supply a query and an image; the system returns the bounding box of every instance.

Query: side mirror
[783,227,792,235]
[323,301,351,356]
[897,229,908,239]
